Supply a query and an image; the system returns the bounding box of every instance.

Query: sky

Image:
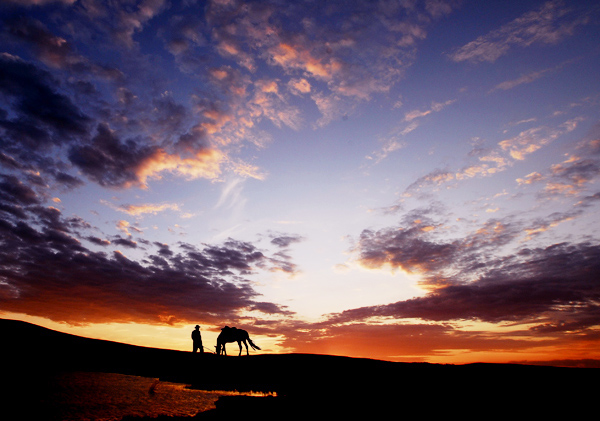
[1,0,600,366]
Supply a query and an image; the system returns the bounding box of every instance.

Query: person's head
[195,325,200,330]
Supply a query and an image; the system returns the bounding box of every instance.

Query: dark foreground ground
[2,319,595,419]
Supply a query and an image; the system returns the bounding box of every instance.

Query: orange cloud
[135,148,224,188]
[118,203,180,216]
[499,118,581,161]
[516,172,544,185]
[288,78,311,94]
[270,43,341,80]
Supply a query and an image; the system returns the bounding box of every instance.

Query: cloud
[345,210,600,332]
[287,78,311,95]
[503,118,581,159]
[449,0,591,63]
[512,133,600,199]
[404,118,584,197]
[523,212,576,240]
[214,177,246,211]
[249,78,303,130]
[0,197,293,325]
[201,0,459,120]
[0,174,41,207]
[366,99,456,163]
[1,4,219,198]
[112,236,138,248]
[269,42,342,81]
[517,172,544,185]
[3,16,123,80]
[351,200,587,287]
[489,58,580,93]
[69,123,224,188]
[254,232,305,276]
[115,202,181,217]
[543,137,600,197]
[72,0,169,49]
[270,233,305,248]
[0,0,466,196]
[368,138,408,164]
[3,0,76,6]
[490,68,552,93]
[403,169,456,197]
[116,220,132,236]
[404,99,456,122]
[0,53,91,141]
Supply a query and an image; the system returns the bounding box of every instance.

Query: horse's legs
[243,339,249,355]
[237,341,242,356]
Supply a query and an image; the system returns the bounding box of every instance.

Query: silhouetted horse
[216,326,261,356]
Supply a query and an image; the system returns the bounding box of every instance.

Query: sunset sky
[1,0,599,365]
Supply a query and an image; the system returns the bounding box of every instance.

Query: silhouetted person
[192,325,203,353]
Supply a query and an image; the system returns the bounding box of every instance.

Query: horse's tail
[248,338,261,351]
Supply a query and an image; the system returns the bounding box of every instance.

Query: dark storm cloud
[53,171,84,189]
[0,53,92,142]
[249,301,293,316]
[353,201,526,283]
[154,242,173,257]
[345,209,600,331]
[72,0,169,49]
[0,9,218,191]
[2,15,121,80]
[0,174,41,206]
[339,241,600,327]
[0,149,291,325]
[112,236,138,248]
[357,225,460,275]
[2,0,463,196]
[86,236,111,247]
[158,12,209,74]
[0,173,43,220]
[0,204,292,325]
[68,123,157,188]
[201,239,266,275]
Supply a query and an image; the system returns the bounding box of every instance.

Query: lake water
[20,371,270,421]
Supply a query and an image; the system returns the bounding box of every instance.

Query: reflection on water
[25,371,272,421]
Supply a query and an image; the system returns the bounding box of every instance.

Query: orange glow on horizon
[3,312,599,367]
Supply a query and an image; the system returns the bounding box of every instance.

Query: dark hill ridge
[2,319,595,418]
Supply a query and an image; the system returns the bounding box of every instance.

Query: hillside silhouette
[2,319,594,419]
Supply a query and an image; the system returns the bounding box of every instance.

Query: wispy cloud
[450,0,592,63]
[367,99,456,163]
[489,58,580,93]
[404,99,456,122]
[119,203,180,216]
[529,136,600,198]
[404,117,584,197]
